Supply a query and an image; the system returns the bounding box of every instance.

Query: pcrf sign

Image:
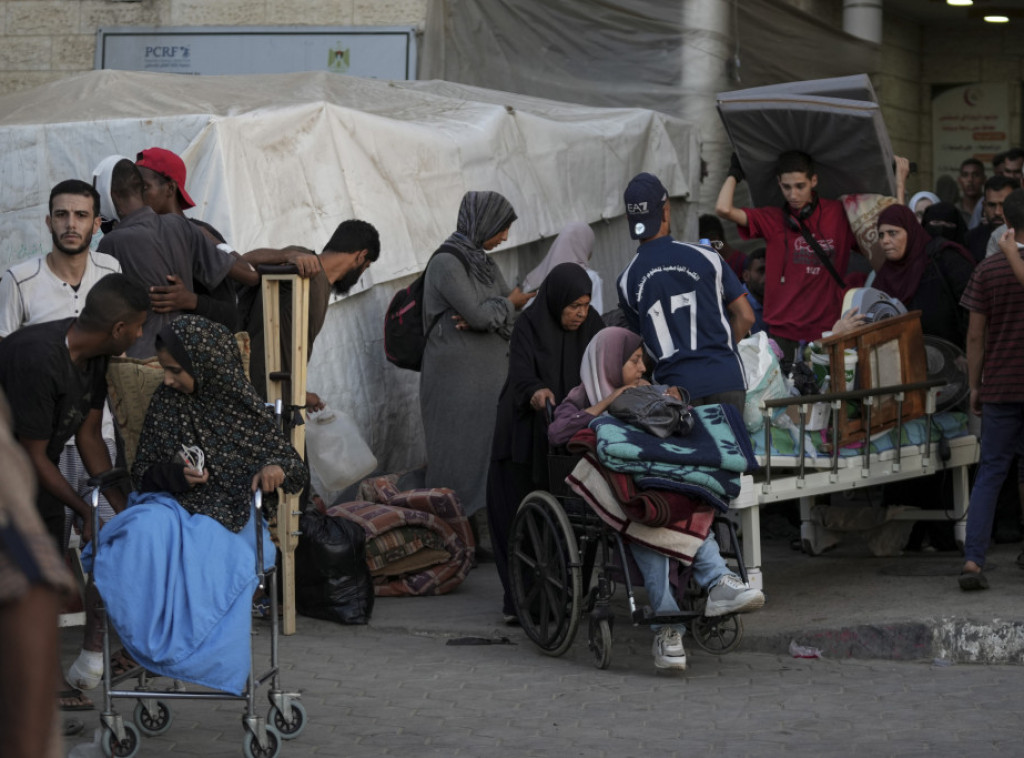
[96,25,417,80]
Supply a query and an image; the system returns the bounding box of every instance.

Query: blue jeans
[964,403,1024,567]
[630,531,732,635]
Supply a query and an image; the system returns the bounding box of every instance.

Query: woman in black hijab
[487,262,604,622]
[921,201,968,246]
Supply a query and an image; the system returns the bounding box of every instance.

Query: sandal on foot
[109,648,140,678]
[958,569,989,591]
[58,687,94,711]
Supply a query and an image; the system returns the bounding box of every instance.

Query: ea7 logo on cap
[627,202,649,214]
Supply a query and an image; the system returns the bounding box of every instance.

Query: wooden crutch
[259,265,309,636]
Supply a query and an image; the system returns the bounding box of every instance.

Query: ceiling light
[984,15,1010,22]
[946,0,973,6]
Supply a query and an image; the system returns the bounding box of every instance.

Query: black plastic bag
[295,510,374,624]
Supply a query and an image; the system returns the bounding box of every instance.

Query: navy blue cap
[624,172,668,240]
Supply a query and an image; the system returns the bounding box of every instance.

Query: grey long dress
[420,253,515,516]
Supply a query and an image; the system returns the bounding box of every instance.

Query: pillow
[105,331,252,469]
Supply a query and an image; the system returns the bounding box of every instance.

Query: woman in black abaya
[486,262,604,622]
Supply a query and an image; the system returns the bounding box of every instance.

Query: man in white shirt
[0,180,121,335]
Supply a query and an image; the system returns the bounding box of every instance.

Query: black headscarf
[133,315,307,532]
[921,201,967,245]
[492,262,605,481]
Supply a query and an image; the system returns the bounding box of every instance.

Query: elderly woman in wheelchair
[544,326,764,671]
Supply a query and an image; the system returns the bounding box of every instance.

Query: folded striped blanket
[566,454,715,564]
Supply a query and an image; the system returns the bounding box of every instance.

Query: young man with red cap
[132,147,381,405]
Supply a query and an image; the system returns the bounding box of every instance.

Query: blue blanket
[590,404,759,499]
[82,492,275,695]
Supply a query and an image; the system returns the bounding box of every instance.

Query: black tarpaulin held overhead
[716,74,897,207]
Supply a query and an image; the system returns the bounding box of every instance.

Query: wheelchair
[507,451,750,670]
[85,470,304,758]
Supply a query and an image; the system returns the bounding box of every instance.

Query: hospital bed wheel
[509,490,583,657]
[101,721,140,758]
[691,614,743,655]
[588,617,613,670]
[269,700,307,740]
[133,699,172,736]
[243,725,281,758]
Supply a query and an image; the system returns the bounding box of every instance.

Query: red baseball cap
[136,147,195,209]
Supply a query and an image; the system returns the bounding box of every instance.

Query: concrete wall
[917,24,1023,193]
[873,14,923,188]
[875,16,1023,196]
[0,0,427,95]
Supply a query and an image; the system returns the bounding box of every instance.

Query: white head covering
[521,221,595,294]
[908,191,940,215]
[91,154,129,223]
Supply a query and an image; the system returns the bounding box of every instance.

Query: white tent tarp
[0,69,699,474]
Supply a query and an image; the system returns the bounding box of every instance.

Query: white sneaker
[652,627,687,670]
[705,574,765,618]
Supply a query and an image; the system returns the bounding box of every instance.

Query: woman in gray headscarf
[521,221,603,314]
[420,191,534,527]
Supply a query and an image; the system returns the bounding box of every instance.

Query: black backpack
[383,245,468,371]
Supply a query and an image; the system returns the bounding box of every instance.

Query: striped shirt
[960,252,1024,403]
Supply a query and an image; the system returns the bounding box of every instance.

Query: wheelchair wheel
[588,617,613,670]
[101,721,140,758]
[243,725,281,758]
[691,613,743,655]
[509,491,583,657]
[269,699,306,740]
[133,699,172,736]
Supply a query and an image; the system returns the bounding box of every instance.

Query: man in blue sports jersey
[617,172,754,413]
[614,174,763,671]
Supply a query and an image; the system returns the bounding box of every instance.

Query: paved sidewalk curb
[742,619,1024,663]
[359,541,1024,665]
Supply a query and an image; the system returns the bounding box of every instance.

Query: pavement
[60,528,1024,756]
[350,532,1024,665]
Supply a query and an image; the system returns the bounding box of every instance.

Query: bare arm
[715,176,749,228]
[832,306,869,335]
[727,293,755,343]
[998,228,1024,288]
[894,155,910,205]
[75,408,126,513]
[226,255,259,287]
[240,247,322,279]
[966,310,986,416]
[20,438,94,542]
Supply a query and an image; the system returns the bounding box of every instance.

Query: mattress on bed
[749,411,969,467]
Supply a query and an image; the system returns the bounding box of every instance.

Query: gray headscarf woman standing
[420,191,533,527]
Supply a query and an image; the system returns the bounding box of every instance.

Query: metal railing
[758,379,945,488]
